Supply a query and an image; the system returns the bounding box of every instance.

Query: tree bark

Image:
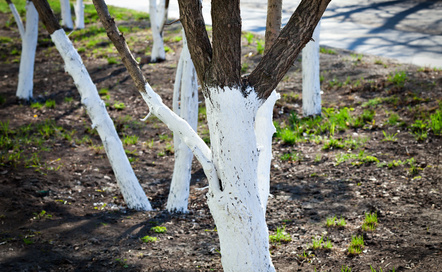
[302,20,321,117]
[248,0,330,100]
[16,1,38,101]
[59,0,73,29]
[31,0,152,211]
[264,0,282,54]
[167,30,199,213]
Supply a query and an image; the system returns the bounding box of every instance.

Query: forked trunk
[59,0,73,29]
[205,86,275,271]
[74,0,84,29]
[167,31,198,213]
[16,1,38,101]
[302,20,321,117]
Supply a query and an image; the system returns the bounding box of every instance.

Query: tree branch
[92,0,220,193]
[31,0,61,34]
[177,0,212,85]
[208,0,241,87]
[248,0,330,100]
[264,0,282,53]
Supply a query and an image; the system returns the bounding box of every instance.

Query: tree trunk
[302,20,321,117]
[31,0,152,211]
[205,86,275,271]
[59,0,73,29]
[149,0,165,62]
[74,0,84,29]
[16,1,38,101]
[167,30,198,213]
[264,0,282,53]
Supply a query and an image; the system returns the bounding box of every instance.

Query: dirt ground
[0,11,441,272]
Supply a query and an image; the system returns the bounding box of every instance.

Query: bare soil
[0,13,441,272]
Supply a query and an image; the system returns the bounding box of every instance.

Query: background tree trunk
[302,20,321,117]
[167,30,198,213]
[16,1,38,101]
[59,0,73,29]
[149,0,166,62]
[32,0,152,211]
[74,0,84,29]
[264,0,282,53]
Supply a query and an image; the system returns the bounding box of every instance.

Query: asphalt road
[105,0,442,68]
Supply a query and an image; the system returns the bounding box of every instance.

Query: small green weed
[348,235,364,255]
[32,210,52,220]
[31,102,43,110]
[430,109,442,135]
[280,152,302,163]
[151,226,167,233]
[45,99,56,109]
[241,62,249,73]
[370,265,396,272]
[107,57,118,64]
[269,226,291,244]
[386,113,401,126]
[141,235,157,243]
[387,71,408,87]
[320,47,336,55]
[123,134,139,145]
[341,266,352,272]
[115,258,129,268]
[362,212,378,231]
[382,130,398,142]
[98,88,109,96]
[245,32,254,45]
[114,102,126,110]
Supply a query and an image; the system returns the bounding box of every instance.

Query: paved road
[105,0,442,68]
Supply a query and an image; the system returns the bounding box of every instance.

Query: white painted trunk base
[16,1,38,101]
[302,20,321,117]
[255,90,279,212]
[60,0,74,29]
[167,32,198,213]
[149,0,165,62]
[74,0,85,29]
[51,29,151,211]
[205,87,275,271]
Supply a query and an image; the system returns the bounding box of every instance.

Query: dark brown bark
[177,0,212,86]
[264,0,282,53]
[248,0,330,100]
[208,0,241,87]
[31,0,61,34]
[92,0,147,93]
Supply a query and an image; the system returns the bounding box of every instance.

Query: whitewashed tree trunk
[16,1,38,101]
[74,0,84,29]
[302,20,321,117]
[167,31,198,213]
[205,87,275,271]
[51,29,152,211]
[60,0,74,29]
[149,0,165,62]
[8,1,25,39]
[255,91,279,212]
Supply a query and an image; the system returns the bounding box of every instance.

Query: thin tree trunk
[16,1,38,101]
[31,0,152,211]
[149,0,165,62]
[302,20,321,117]
[6,0,25,39]
[59,0,73,29]
[74,0,84,29]
[264,0,282,53]
[167,30,198,213]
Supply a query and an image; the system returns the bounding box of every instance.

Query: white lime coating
[205,86,275,271]
[51,29,151,211]
[16,1,38,101]
[255,90,279,212]
[59,0,74,29]
[8,2,24,39]
[74,0,85,29]
[149,0,166,62]
[167,31,199,213]
[302,20,321,117]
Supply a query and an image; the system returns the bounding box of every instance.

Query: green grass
[45,99,56,109]
[382,130,398,142]
[320,47,336,55]
[141,235,157,243]
[269,226,291,244]
[348,235,364,255]
[244,32,254,45]
[113,102,126,110]
[151,226,167,233]
[280,152,302,162]
[387,71,408,87]
[257,40,265,55]
[430,109,442,135]
[362,212,378,231]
